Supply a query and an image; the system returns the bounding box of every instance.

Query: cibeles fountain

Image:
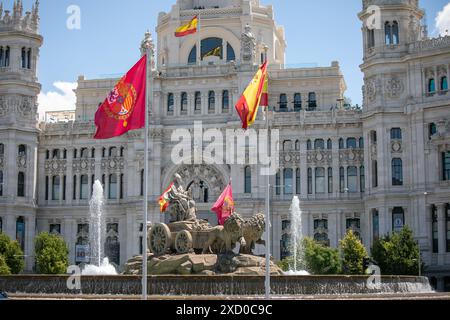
[124,175,283,276]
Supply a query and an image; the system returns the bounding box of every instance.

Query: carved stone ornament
[385,78,404,99]
[241,24,256,63]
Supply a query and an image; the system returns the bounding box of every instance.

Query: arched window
[307,140,312,151]
[80,175,88,200]
[428,78,436,93]
[315,167,325,194]
[21,47,26,68]
[244,166,252,194]
[392,207,405,233]
[367,28,375,48]
[360,166,365,193]
[327,139,332,150]
[279,94,287,111]
[429,123,437,139]
[109,147,117,157]
[339,167,345,193]
[80,148,88,158]
[308,92,317,110]
[0,143,4,156]
[227,43,236,62]
[63,149,67,159]
[328,167,333,194]
[294,93,302,111]
[346,138,357,149]
[347,166,358,193]
[295,140,300,151]
[440,76,448,91]
[392,21,399,45]
[314,139,325,150]
[339,138,344,149]
[16,217,25,251]
[296,168,301,194]
[284,168,293,195]
[195,91,201,112]
[188,45,197,64]
[307,168,313,194]
[18,145,26,156]
[109,174,117,199]
[167,93,174,112]
[18,172,25,197]
[181,92,188,112]
[392,158,403,186]
[222,90,229,110]
[385,22,392,45]
[370,131,377,144]
[201,38,223,60]
[283,140,292,151]
[27,48,32,69]
[208,91,215,111]
[391,128,402,140]
[432,205,438,253]
[0,170,3,197]
[52,176,60,201]
[276,171,281,195]
[4,46,10,67]
[442,152,450,181]
[52,149,60,159]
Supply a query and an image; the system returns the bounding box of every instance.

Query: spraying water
[82,180,118,275]
[285,196,310,276]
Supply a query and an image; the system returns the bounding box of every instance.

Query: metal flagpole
[142,35,153,301]
[197,15,201,65]
[265,105,271,300]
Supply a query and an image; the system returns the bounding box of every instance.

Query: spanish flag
[159,182,174,213]
[175,16,198,37]
[203,46,221,59]
[235,61,268,129]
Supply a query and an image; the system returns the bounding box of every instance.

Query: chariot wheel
[175,230,193,254]
[149,223,172,256]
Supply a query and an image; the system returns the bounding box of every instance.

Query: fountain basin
[0,275,433,296]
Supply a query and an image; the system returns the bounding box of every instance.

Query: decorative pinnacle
[141,30,155,55]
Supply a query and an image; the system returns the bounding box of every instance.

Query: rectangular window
[52,176,60,201]
[17,172,25,197]
[443,152,450,181]
[80,175,88,200]
[120,174,124,199]
[372,210,379,242]
[315,168,325,194]
[328,168,333,194]
[392,208,405,233]
[391,128,402,140]
[360,166,365,193]
[447,205,450,253]
[307,168,312,195]
[284,169,293,195]
[50,224,61,234]
[347,166,358,193]
[276,171,281,195]
[372,160,378,188]
[296,169,301,195]
[339,167,345,193]
[63,176,66,201]
[73,175,77,200]
[45,176,49,201]
[432,206,438,254]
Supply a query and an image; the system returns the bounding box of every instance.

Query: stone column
[216,90,222,115]
[437,204,446,266]
[378,207,388,237]
[25,215,36,271]
[273,214,282,261]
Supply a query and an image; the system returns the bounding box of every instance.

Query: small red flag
[94,55,147,139]
[211,182,235,225]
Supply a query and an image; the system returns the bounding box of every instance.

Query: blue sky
[6,0,450,112]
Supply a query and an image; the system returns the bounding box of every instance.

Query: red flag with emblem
[211,182,235,225]
[94,55,147,139]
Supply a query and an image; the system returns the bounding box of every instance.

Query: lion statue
[239,213,266,254]
[202,213,246,254]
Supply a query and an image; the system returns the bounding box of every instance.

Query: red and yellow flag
[211,182,234,225]
[235,61,268,129]
[175,16,198,37]
[159,182,174,213]
[260,75,269,107]
[94,55,147,139]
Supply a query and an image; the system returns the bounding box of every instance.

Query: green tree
[339,230,368,275]
[35,233,69,274]
[303,237,341,275]
[371,226,423,275]
[0,254,11,275]
[0,233,25,274]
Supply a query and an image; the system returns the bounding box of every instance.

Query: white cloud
[37,82,77,120]
[435,3,450,36]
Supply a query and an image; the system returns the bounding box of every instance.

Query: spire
[31,0,39,28]
[0,2,3,19]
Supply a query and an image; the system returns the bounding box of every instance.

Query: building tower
[0,0,42,271]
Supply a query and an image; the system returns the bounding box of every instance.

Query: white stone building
[0,0,449,291]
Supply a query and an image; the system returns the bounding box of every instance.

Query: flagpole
[197,14,201,65]
[142,34,154,301]
[264,51,271,300]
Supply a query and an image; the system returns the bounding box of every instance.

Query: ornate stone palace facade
[0,0,449,290]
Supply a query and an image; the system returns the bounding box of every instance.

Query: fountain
[284,196,310,276]
[81,180,118,276]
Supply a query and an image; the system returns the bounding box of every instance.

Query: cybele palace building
[0,0,450,289]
